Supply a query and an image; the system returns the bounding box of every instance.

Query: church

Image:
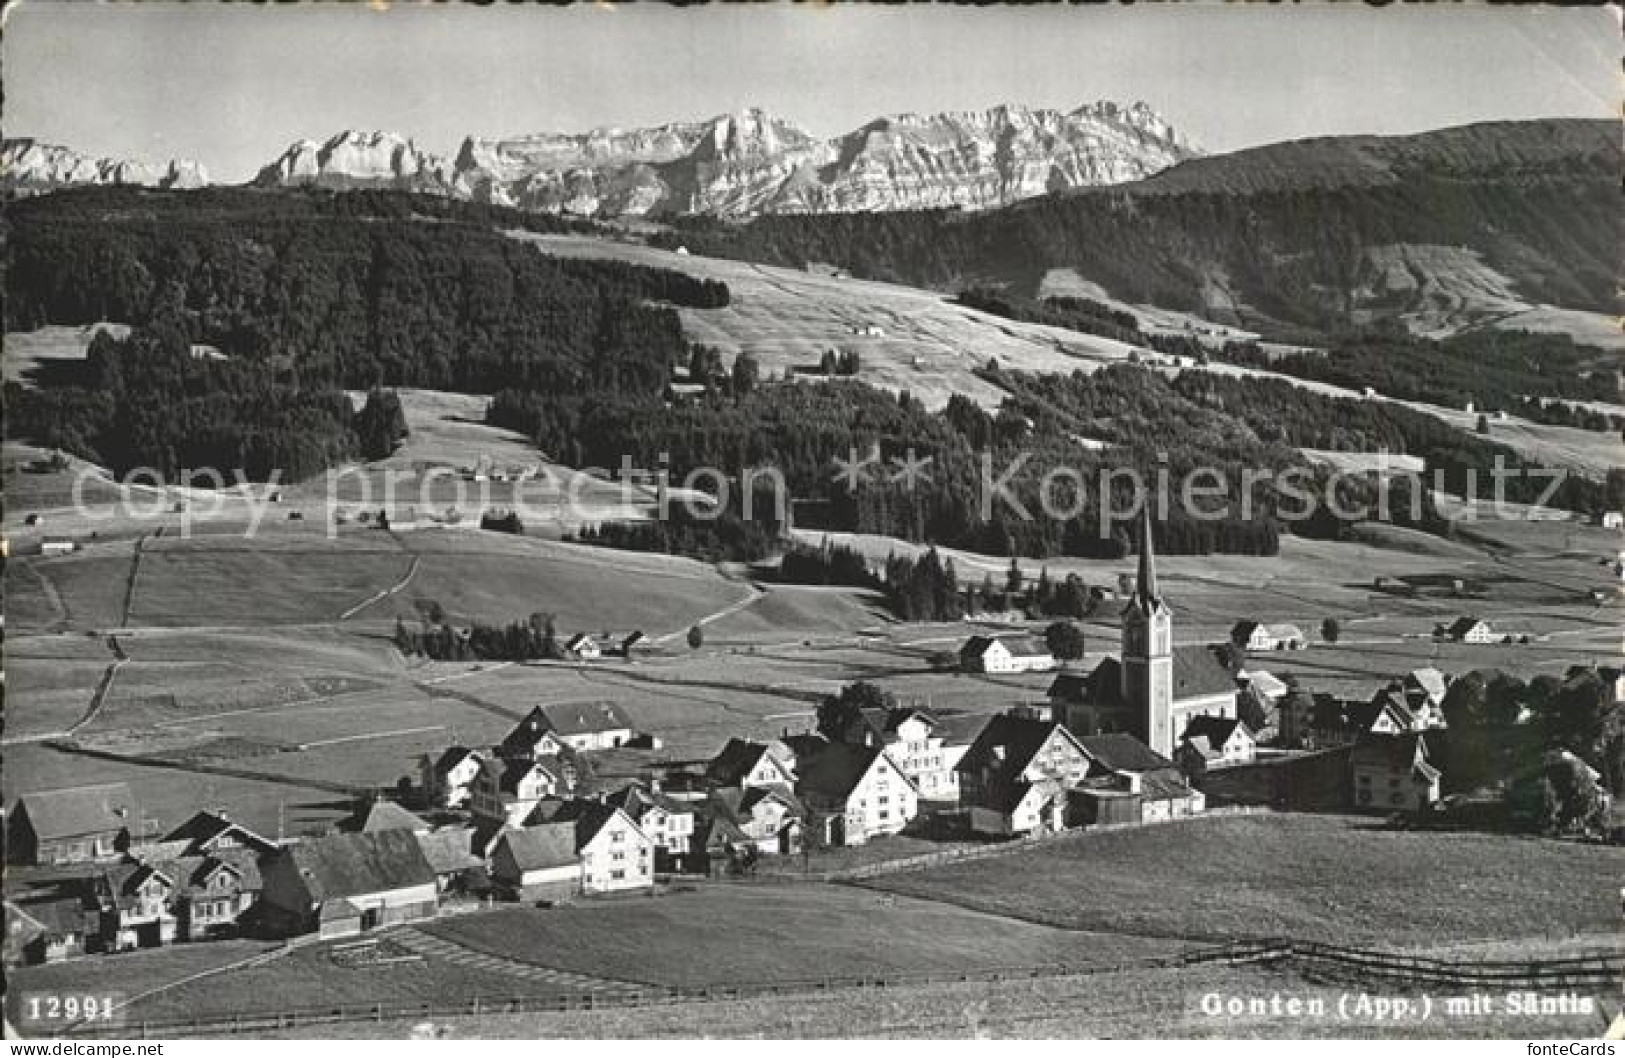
[1049,508,1239,758]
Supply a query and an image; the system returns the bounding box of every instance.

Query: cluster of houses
[12,510,1607,968]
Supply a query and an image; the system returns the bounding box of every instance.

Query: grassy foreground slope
[859,814,1622,946]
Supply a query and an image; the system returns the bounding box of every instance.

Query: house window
[611,869,625,881]
[611,831,624,843]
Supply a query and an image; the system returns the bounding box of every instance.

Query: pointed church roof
[1137,506,1159,604]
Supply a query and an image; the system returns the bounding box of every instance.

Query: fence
[56,936,1622,1038]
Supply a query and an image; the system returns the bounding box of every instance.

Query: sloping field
[18,544,139,631]
[426,885,1190,988]
[2,322,129,387]
[510,233,1148,411]
[126,535,414,627]
[860,814,1622,947]
[703,584,893,642]
[383,532,753,635]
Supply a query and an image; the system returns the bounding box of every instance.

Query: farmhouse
[699,785,804,856]
[796,742,919,847]
[1050,511,1239,758]
[151,854,262,941]
[1442,617,1496,644]
[1351,733,1442,813]
[564,631,646,661]
[40,538,76,557]
[90,863,177,950]
[1073,733,1205,824]
[420,747,485,809]
[160,811,276,857]
[956,713,1090,837]
[489,824,580,903]
[1177,716,1256,768]
[1239,669,1289,706]
[472,757,567,828]
[959,635,1057,674]
[704,738,798,789]
[531,799,655,893]
[608,782,697,872]
[8,783,139,865]
[1231,621,1307,652]
[501,702,635,754]
[825,707,982,802]
[1592,511,1623,529]
[258,830,439,938]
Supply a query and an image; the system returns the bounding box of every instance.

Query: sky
[3,2,1618,182]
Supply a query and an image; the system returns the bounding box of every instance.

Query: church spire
[1136,503,1159,606]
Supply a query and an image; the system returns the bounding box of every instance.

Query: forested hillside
[4,187,725,477]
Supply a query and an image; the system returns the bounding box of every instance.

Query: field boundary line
[338,554,422,622]
[119,535,146,628]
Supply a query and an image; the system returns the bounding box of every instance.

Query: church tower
[1121,505,1175,756]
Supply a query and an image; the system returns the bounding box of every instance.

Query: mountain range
[3,101,1199,216]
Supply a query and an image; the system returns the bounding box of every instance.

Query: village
[6,509,1621,969]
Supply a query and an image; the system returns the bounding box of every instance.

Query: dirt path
[338,554,422,621]
[649,582,766,644]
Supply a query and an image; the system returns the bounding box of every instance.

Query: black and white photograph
[1,0,1621,1043]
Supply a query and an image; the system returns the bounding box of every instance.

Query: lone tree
[1321,617,1341,645]
[686,624,705,651]
[1044,621,1087,663]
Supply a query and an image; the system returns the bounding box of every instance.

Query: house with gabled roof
[959,635,1056,674]
[420,746,484,809]
[500,702,635,754]
[704,738,797,789]
[1177,716,1256,768]
[608,781,697,872]
[257,830,439,938]
[699,784,804,856]
[826,707,983,803]
[1442,616,1496,644]
[472,756,568,828]
[1351,732,1442,813]
[148,853,262,941]
[1231,621,1307,652]
[527,799,653,893]
[796,742,918,847]
[1073,733,1205,823]
[8,783,140,865]
[955,713,1090,837]
[489,823,580,902]
[90,862,178,950]
[160,810,277,858]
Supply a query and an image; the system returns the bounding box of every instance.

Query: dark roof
[607,783,694,821]
[779,732,831,764]
[1049,660,1124,705]
[539,798,632,848]
[704,738,784,786]
[278,830,436,900]
[956,714,1074,783]
[9,896,92,936]
[983,777,1063,814]
[161,811,276,855]
[1172,645,1239,700]
[534,701,634,736]
[415,827,482,875]
[1446,616,1488,636]
[498,757,560,795]
[17,783,136,842]
[1078,733,1177,774]
[432,746,480,777]
[707,783,803,824]
[1351,732,1433,772]
[795,743,888,803]
[1180,716,1249,748]
[931,711,993,747]
[493,824,577,871]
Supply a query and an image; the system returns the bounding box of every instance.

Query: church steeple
[1131,503,1161,613]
